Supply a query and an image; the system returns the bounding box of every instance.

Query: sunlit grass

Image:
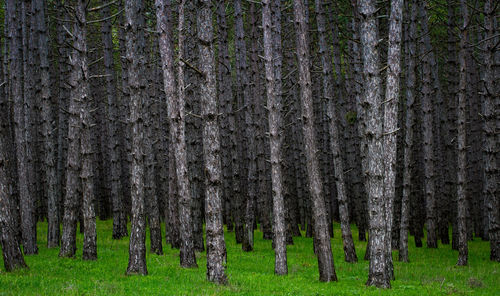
[0,220,498,295]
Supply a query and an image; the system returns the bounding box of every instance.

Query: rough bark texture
[216,0,234,235]
[350,0,369,243]
[9,0,37,256]
[419,1,437,249]
[315,0,357,263]
[383,0,403,279]
[145,45,163,256]
[73,0,97,261]
[34,0,58,249]
[399,0,417,263]
[101,4,127,240]
[125,0,148,275]
[359,0,390,288]
[59,0,85,259]
[156,0,196,267]
[195,0,227,283]
[0,52,28,270]
[262,0,287,276]
[293,0,337,282]
[456,0,468,267]
[176,0,197,268]
[483,0,500,262]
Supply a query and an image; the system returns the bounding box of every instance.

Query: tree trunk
[0,48,28,271]
[145,44,163,256]
[262,0,288,276]
[293,0,337,282]
[196,0,227,283]
[383,0,403,279]
[399,0,417,263]
[456,0,469,267]
[482,0,499,262]
[101,4,127,240]
[315,0,357,263]
[125,0,147,275]
[216,0,234,235]
[156,0,196,268]
[71,0,97,261]
[59,0,85,259]
[419,1,437,249]
[359,0,390,288]
[34,0,58,249]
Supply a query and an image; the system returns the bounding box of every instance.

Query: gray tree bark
[456,0,469,267]
[100,4,127,240]
[383,0,403,280]
[196,0,227,283]
[73,0,97,261]
[315,0,357,263]
[419,1,437,249]
[359,0,390,288]
[125,0,147,275]
[293,0,337,282]
[59,0,86,258]
[0,50,28,271]
[34,0,58,249]
[483,0,500,262]
[262,0,287,276]
[399,0,417,263]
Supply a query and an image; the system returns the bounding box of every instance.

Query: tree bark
[72,0,97,261]
[383,0,403,279]
[195,0,227,283]
[456,0,469,267]
[125,0,147,275]
[59,0,86,259]
[262,0,288,276]
[0,48,28,271]
[359,0,390,288]
[482,0,499,262]
[100,4,127,240]
[419,1,437,249]
[156,0,196,268]
[216,0,234,235]
[315,0,357,263]
[293,0,337,282]
[399,0,417,263]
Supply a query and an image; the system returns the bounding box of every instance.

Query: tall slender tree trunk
[72,0,97,261]
[156,0,196,268]
[359,0,390,288]
[176,0,197,268]
[125,0,148,275]
[34,0,58,249]
[101,4,127,240]
[315,0,357,263]
[446,0,459,251]
[350,0,368,243]
[59,0,85,258]
[399,0,417,263]
[483,0,500,262]
[419,1,437,249]
[383,0,403,280]
[195,0,227,283]
[456,0,469,267]
[0,55,28,271]
[262,0,287,276]
[293,0,337,282]
[9,0,37,256]
[216,0,234,234]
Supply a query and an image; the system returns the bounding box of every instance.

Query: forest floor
[0,221,498,295]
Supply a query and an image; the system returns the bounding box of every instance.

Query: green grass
[0,221,498,295]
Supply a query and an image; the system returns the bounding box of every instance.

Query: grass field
[0,220,498,295]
